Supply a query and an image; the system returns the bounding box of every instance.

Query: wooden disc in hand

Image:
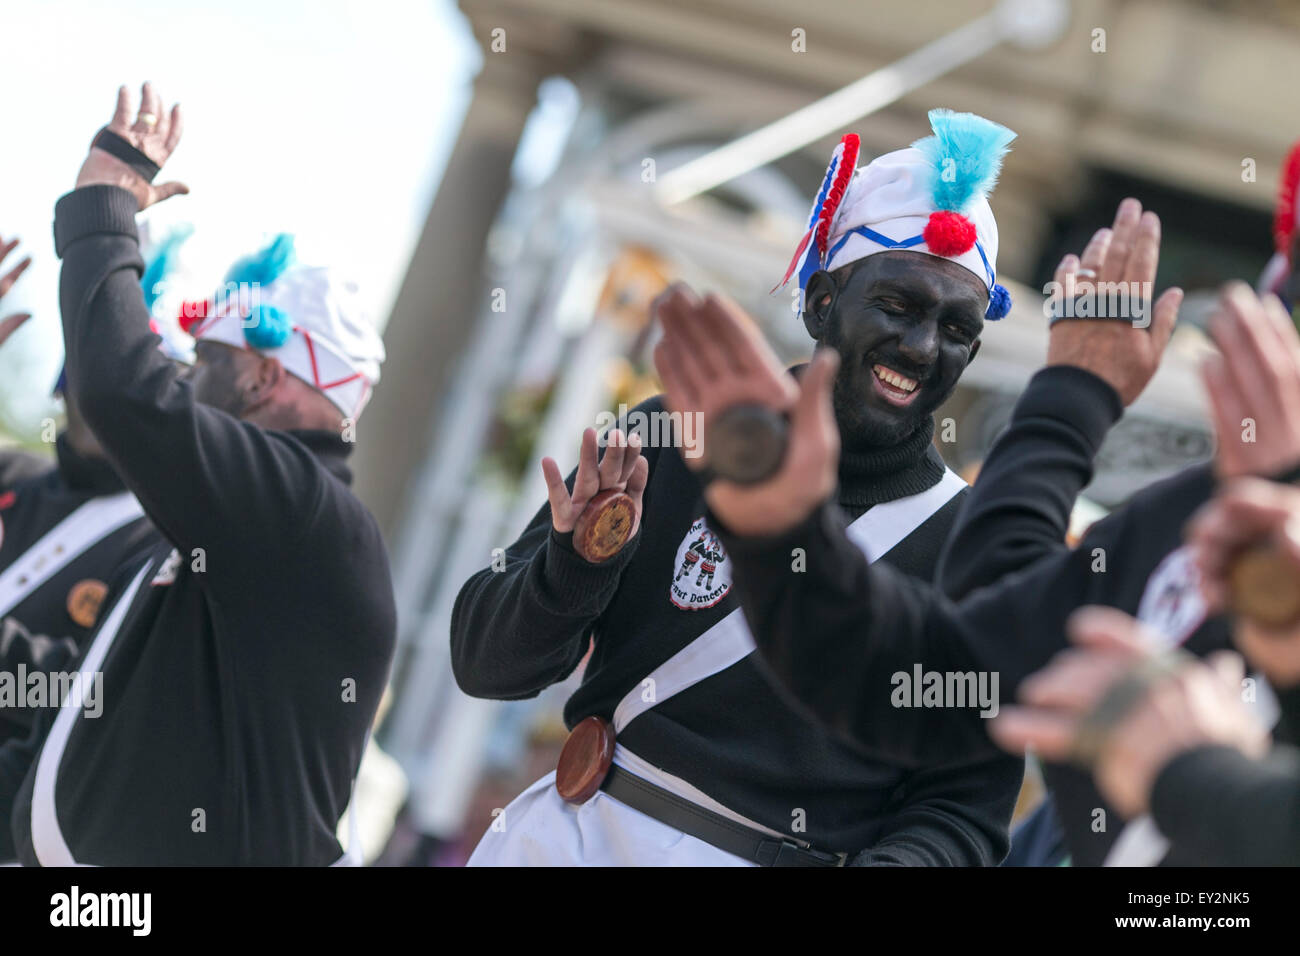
[572,489,636,563]
[555,715,615,804]
[1229,544,1300,630]
[706,404,788,485]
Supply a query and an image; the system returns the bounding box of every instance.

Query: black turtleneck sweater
[4,185,396,866]
[452,394,1023,864]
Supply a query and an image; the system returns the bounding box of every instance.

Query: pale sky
[0,0,479,436]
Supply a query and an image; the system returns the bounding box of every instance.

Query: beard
[831,372,931,449]
[187,347,254,419]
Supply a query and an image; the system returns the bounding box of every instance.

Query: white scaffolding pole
[654,0,1069,206]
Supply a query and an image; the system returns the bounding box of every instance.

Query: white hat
[777,109,1017,320]
[182,235,384,419]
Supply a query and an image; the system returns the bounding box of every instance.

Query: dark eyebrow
[865,280,934,307]
[940,301,985,330]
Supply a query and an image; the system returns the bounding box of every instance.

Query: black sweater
[937,365,1298,865]
[452,399,1023,864]
[6,185,396,865]
[0,435,161,861]
[1148,682,1300,866]
[719,365,1295,865]
[1,434,160,735]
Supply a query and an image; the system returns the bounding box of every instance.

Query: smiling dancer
[453,111,1029,866]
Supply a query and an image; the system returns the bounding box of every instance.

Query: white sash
[612,469,966,734]
[31,560,151,866]
[0,492,145,618]
[28,552,367,868]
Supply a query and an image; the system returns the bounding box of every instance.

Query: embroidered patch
[151,548,182,587]
[67,579,109,628]
[1136,546,1207,647]
[669,517,731,610]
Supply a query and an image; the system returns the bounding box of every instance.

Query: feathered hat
[777,108,1017,320]
[178,235,385,419]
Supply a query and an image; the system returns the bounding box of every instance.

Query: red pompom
[923,211,977,257]
[1275,140,1300,257]
[177,299,211,335]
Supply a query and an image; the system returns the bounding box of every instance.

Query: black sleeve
[937,365,1122,599]
[717,458,1166,766]
[854,755,1022,865]
[1149,743,1300,865]
[449,403,664,700]
[53,186,332,584]
[0,618,79,734]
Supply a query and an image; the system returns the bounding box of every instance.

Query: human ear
[802,271,838,341]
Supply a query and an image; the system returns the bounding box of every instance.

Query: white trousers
[467,769,756,867]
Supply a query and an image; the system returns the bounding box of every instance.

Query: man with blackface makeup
[3,83,395,866]
[455,111,1051,867]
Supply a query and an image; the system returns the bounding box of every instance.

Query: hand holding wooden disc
[705,403,789,485]
[572,488,637,563]
[1228,543,1300,630]
[543,427,648,564]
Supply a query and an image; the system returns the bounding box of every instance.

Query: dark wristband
[91,128,159,183]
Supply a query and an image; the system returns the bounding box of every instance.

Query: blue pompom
[912,109,1017,212]
[224,233,297,288]
[243,304,293,349]
[986,283,1012,320]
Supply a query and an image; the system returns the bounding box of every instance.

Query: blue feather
[140,226,194,312]
[912,109,1016,212]
[223,233,297,288]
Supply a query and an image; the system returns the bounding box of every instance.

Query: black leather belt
[599,764,847,867]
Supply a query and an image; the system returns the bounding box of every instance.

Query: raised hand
[1201,283,1300,480]
[1187,478,1300,687]
[76,83,188,210]
[1046,197,1183,405]
[652,282,839,537]
[542,427,648,546]
[0,234,33,347]
[990,607,1266,818]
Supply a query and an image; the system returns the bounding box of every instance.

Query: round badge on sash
[67,579,109,629]
[555,715,615,804]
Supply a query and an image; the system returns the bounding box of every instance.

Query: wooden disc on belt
[706,404,788,485]
[573,489,635,563]
[1229,543,1300,630]
[555,715,615,804]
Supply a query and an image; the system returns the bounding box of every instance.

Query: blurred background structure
[4,0,1300,863]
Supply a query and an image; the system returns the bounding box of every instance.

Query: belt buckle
[762,838,848,867]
